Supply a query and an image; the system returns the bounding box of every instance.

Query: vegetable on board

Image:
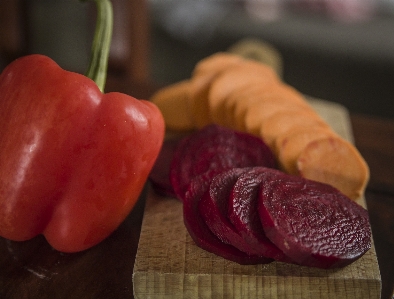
[0,0,164,252]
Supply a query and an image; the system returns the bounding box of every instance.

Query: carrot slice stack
[275,127,337,175]
[150,80,194,132]
[189,53,244,128]
[208,61,279,126]
[297,137,370,200]
[259,110,330,150]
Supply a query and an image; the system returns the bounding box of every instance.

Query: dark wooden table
[0,81,393,299]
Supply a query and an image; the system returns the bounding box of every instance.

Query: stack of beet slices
[170,124,277,200]
[148,125,371,269]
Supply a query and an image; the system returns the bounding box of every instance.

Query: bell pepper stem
[83,0,113,92]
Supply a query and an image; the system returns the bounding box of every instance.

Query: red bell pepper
[0,0,164,252]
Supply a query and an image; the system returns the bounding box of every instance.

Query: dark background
[1,0,393,119]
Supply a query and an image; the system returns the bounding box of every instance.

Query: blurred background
[0,0,393,118]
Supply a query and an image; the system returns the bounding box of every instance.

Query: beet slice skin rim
[148,137,182,197]
[170,124,277,201]
[183,170,273,265]
[258,174,371,269]
[198,167,265,256]
[228,167,294,262]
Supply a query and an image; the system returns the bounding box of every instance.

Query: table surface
[0,81,393,299]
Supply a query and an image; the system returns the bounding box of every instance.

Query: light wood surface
[132,98,381,299]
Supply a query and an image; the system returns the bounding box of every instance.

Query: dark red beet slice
[183,170,273,265]
[228,167,294,262]
[148,137,182,197]
[258,174,371,269]
[198,167,265,255]
[170,124,276,201]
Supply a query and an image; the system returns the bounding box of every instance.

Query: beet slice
[227,167,294,262]
[148,137,182,197]
[170,124,276,201]
[258,174,372,269]
[198,167,265,256]
[183,170,273,265]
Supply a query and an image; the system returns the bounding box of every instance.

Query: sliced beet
[228,167,294,262]
[148,137,182,197]
[258,174,371,269]
[170,124,276,201]
[198,167,265,255]
[183,170,273,265]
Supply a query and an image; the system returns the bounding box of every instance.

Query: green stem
[84,0,113,92]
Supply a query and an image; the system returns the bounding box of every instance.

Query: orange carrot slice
[233,83,309,132]
[244,95,315,136]
[297,136,370,200]
[192,52,244,75]
[189,53,244,128]
[276,127,337,174]
[208,61,279,126]
[259,110,330,150]
[224,84,273,130]
[150,80,194,132]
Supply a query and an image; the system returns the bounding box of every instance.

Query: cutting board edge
[133,269,382,299]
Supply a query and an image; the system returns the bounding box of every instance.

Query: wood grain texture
[133,99,381,299]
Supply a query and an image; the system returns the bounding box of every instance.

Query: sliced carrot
[259,110,330,150]
[224,84,272,130]
[189,53,244,128]
[297,136,370,200]
[276,126,337,174]
[245,99,311,136]
[188,75,213,128]
[208,61,279,126]
[233,83,309,132]
[192,52,244,76]
[221,84,266,129]
[150,80,194,132]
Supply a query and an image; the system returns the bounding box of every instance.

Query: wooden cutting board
[132,98,381,299]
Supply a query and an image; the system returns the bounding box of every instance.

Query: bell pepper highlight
[0,0,164,252]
